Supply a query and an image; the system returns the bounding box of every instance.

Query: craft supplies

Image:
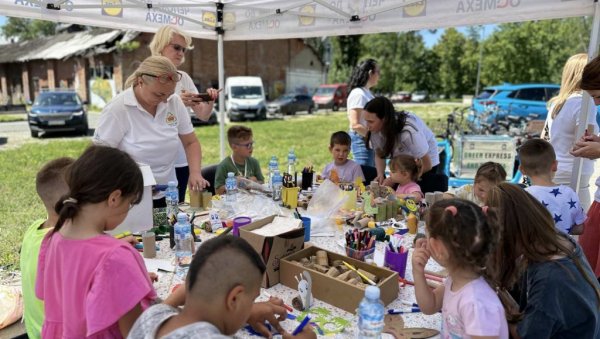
[407,213,418,234]
[387,307,421,315]
[263,291,294,312]
[316,250,329,266]
[232,216,252,237]
[189,190,201,208]
[384,246,409,278]
[301,217,311,242]
[292,316,311,335]
[342,261,376,285]
[142,231,156,258]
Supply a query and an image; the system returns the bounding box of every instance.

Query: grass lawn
[0,103,463,270]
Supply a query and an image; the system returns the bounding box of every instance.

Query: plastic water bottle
[174,212,193,267]
[225,172,238,202]
[165,181,179,223]
[268,156,278,190]
[357,285,385,339]
[287,148,296,175]
[272,169,282,201]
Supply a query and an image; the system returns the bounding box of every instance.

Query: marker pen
[292,316,311,335]
[387,307,421,314]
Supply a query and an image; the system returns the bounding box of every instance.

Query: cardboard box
[280,246,399,314]
[108,164,156,235]
[240,216,305,288]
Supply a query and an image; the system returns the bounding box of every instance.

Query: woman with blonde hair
[93,55,210,208]
[545,53,598,210]
[150,25,219,200]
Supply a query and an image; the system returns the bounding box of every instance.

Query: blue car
[28,91,88,138]
[472,83,600,126]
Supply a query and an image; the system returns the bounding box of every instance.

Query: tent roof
[0,0,596,41]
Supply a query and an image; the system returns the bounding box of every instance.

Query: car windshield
[33,93,81,107]
[231,86,262,99]
[278,94,295,101]
[314,87,336,95]
[475,89,496,99]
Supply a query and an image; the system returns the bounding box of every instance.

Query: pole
[475,25,484,97]
[570,0,600,193]
[216,1,226,160]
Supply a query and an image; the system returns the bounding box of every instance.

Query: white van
[225,76,267,121]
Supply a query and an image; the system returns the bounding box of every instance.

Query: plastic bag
[0,285,23,329]
[211,190,284,221]
[304,179,348,236]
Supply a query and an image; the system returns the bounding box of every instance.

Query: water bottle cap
[227,172,235,177]
[168,181,177,187]
[365,285,380,299]
[177,212,188,222]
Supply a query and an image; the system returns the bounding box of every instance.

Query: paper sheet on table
[250,216,302,237]
[143,258,175,273]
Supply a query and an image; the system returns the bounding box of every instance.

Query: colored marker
[292,316,311,336]
[263,291,294,313]
[387,307,421,314]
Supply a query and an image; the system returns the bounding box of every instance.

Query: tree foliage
[1,18,57,41]
[328,35,362,84]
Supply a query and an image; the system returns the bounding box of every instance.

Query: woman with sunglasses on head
[346,58,379,167]
[93,56,209,208]
[149,26,219,201]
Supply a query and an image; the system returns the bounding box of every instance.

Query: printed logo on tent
[202,11,217,27]
[299,5,316,26]
[456,0,521,13]
[146,7,188,26]
[101,0,123,17]
[403,0,426,17]
[165,112,177,126]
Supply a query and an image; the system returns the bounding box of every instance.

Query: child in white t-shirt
[413,199,508,339]
[519,138,586,235]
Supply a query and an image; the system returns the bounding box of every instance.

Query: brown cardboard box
[240,215,305,288]
[280,246,399,314]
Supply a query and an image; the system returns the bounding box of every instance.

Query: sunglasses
[235,142,254,149]
[170,43,187,53]
[141,72,182,84]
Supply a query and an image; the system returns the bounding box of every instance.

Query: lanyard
[230,155,247,177]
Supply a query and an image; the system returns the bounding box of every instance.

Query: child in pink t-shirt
[389,154,423,201]
[412,199,509,339]
[35,145,157,338]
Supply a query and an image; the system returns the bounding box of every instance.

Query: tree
[1,17,57,41]
[328,35,362,83]
[433,28,470,98]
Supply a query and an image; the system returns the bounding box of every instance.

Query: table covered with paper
[146,180,444,338]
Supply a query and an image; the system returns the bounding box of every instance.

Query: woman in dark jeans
[363,96,447,193]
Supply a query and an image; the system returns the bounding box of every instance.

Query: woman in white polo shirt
[93,56,209,207]
[149,25,219,202]
[363,96,448,193]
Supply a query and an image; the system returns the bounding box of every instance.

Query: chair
[201,164,218,195]
[360,165,378,185]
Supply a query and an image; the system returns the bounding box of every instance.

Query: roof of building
[0,28,134,63]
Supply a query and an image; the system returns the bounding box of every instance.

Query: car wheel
[290,110,296,116]
[79,122,89,136]
[332,104,339,111]
[308,106,314,114]
[30,130,39,138]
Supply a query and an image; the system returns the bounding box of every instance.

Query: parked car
[471,83,560,119]
[225,76,267,121]
[267,94,315,115]
[312,83,347,111]
[28,90,88,138]
[391,91,412,103]
[411,91,429,102]
[190,108,218,126]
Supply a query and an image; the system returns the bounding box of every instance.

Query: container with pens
[384,237,409,278]
[282,172,300,209]
[301,166,314,191]
[345,229,376,261]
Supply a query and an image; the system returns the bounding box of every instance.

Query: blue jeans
[349,131,374,167]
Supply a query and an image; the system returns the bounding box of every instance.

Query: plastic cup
[301,172,314,190]
[301,216,311,242]
[384,247,409,278]
[233,216,252,237]
[345,246,375,262]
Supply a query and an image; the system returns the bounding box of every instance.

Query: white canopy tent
[1,0,599,190]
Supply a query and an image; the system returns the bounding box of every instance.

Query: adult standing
[571,55,600,277]
[149,26,219,201]
[486,183,600,338]
[545,53,598,210]
[93,56,209,207]
[347,59,379,167]
[363,96,447,193]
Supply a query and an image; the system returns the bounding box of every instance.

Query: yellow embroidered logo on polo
[165,112,177,126]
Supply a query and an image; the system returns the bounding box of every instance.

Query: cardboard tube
[316,250,329,266]
[357,268,378,284]
[189,190,202,208]
[354,217,372,229]
[326,267,340,277]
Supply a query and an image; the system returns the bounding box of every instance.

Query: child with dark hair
[448,162,507,206]
[413,198,508,339]
[215,125,264,195]
[35,145,156,338]
[129,236,315,339]
[321,131,364,183]
[20,157,74,339]
[487,183,600,338]
[388,154,423,200]
[519,138,585,235]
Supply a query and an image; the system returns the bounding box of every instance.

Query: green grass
[0,114,26,122]
[0,104,464,270]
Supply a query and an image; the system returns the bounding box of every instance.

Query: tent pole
[216,1,226,160]
[570,0,600,194]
